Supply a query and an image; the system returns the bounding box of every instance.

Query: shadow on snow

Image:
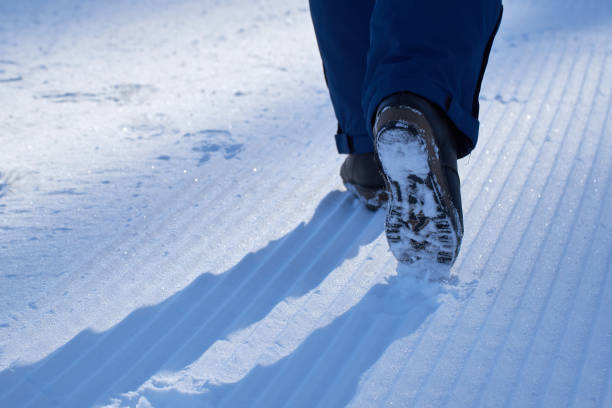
[0,191,441,408]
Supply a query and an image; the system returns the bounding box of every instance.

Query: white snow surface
[1,0,611,407]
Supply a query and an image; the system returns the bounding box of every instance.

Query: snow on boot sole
[375,116,461,266]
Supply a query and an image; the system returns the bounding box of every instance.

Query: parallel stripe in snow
[503,63,611,408]
[492,41,599,404]
[534,94,612,407]
[467,43,602,408]
[596,240,612,408]
[565,182,612,408]
[566,114,612,408]
[255,301,378,408]
[279,295,409,408]
[470,43,605,408]
[344,290,439,408]
[555,58,612,408]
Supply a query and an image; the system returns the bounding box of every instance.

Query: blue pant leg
[363,0,503,157]
[309,0,375,154]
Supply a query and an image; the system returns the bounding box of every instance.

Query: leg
[310,0,388,210]
[309,0,375,154]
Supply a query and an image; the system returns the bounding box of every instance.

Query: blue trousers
[309,0,503,158]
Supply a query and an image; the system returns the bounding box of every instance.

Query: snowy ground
[0,0,611,407]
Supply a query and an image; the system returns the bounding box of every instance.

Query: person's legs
[309,0,503,267]
[309,0,375,154]
[363,0,503,157]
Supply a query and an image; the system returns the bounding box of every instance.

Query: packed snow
[1,0,611,407]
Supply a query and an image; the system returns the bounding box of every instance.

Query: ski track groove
[29,177,345,407]
[466,42,599,408]
[480,39,608,408]
[0,170,222,393]
[508,45,611,407]
[375,290,440,406]
[565,192,612,408]
[535,89,612,408]
[4,174,263,406]
[569,159,612,408]
[508,58,606,403]
[64,191,358,406]
[211,199,379,342]
[502,62,612,408]
[382,32,566,406]
[221,208,385,407]
[565,58,612,408]
[471,41,603,408]
[81,142,317,291]
[600,308,612,408]
[413,34,579,408]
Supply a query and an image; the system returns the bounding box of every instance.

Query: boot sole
[375,120,461,266]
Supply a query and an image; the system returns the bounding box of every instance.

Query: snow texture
[0,0,611,407]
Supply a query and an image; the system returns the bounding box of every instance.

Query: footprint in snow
[185,130,244,165]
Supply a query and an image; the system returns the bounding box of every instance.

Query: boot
[340,152,387,211]
[374,92,464,267]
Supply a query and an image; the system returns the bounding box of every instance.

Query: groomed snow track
[1,0,611,407]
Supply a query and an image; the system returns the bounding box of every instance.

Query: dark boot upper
[339,152,385,189]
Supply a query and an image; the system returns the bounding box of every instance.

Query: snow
[0,0,611,407]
